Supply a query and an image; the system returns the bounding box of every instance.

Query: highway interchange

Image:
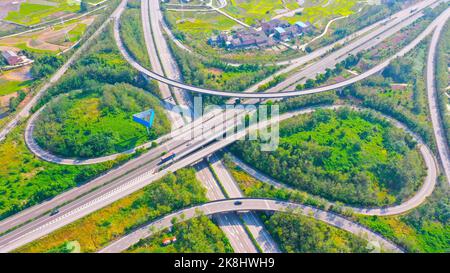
[0,0,448,253]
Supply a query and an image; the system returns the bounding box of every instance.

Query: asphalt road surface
[99,198,403,253]
[209,154,281,253]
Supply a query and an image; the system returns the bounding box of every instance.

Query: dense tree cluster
[264,212,369,253]
[435,20,450,147]
[382,58,414,83]
[120,3,153,72]
[231,108,425,207]
[8,90,26,111]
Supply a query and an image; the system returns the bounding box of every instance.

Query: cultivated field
[3,0,81,26]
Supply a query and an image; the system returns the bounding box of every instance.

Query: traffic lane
[100,198,403,253]
[195,161,225,200]
[0,137,186,234]
[215,212,258,253]
[195,160,258,253]
[268,5,435,92]
[241,212,280,253]
[0,110,250,250]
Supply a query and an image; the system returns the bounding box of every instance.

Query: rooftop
[275,27,286,34]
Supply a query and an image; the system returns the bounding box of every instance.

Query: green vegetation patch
[435,19,450,147]
[17,168,208,253]
[33,83,170,158]
[346,39,434,148]
[357,178,450,253]
[263,212,369,253]
[224,0,298,26]
[120,4,152,69]
[0,79,33,96]
[127,215,234,253]
[231,108,426,207]
[169,40,279,105]
[0,123,131,220]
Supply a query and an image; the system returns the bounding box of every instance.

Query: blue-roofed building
[274,27,286,34]
[294,21,312,33]
[275,27,289,40]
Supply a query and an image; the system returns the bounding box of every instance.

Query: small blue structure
[295,21,308,29]
[274,27,286,34]
[133,109,155,129]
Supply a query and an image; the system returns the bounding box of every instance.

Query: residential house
[1,50,22,66]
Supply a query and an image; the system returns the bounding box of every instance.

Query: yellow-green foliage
[127,215,234,253]
[225,0,298,25]
[16,168,207,253]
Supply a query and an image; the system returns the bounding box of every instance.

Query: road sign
[133,109,155,129]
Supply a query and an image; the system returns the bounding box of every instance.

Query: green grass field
[167,10,238,36]
[224,0,299,25]
[223,0,359,27]
[231,108,426,207]
[33,83,171,158]
[126,215,234,253]
[4,0,81,26]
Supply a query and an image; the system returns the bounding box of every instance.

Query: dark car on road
[50,209,59,216]
[234,201,242,206]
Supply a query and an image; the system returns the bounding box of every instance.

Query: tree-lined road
[426,17,450,184]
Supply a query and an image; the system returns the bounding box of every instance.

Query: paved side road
[426,16,450,185]
[99,198,403,253]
